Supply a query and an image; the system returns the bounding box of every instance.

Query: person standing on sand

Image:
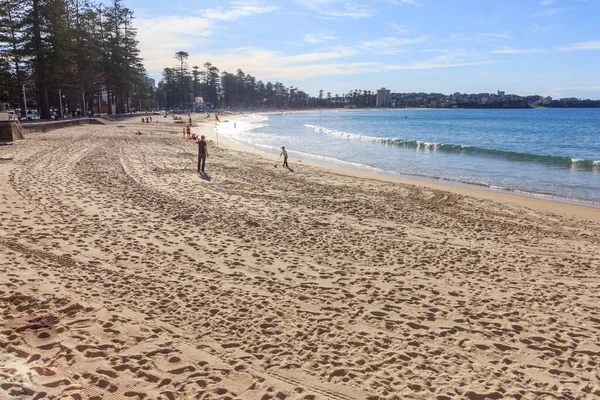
[196,135,208,173]
[280,146,289,168]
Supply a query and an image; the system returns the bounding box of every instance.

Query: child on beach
[186,125,191,138]
[280,146,289,168]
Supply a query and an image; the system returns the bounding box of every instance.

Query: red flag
[215,114,220,123]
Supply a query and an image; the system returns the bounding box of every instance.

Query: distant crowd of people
[51,109,95,119]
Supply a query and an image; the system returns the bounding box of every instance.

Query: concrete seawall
[0,118,107,142]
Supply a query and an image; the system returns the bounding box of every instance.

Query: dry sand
[1,116,599,400]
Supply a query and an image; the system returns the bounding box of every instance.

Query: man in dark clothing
[196,135,208,173]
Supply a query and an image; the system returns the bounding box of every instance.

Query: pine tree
[0,0,28,111]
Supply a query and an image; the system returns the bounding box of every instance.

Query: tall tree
[191,65,200,103]
[0,0,28,111]
[174,51,188,107]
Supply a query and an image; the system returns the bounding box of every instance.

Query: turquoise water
[217,109,600,206]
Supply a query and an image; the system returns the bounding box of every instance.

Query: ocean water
[216,109,600,206]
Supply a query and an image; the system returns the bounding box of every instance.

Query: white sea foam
[304,124,392,143]
[304,123,445,150]
[216,114,270,138]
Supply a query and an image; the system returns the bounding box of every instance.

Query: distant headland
[379,89,600,109]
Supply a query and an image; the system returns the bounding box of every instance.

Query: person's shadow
[199,172,212,181]
[286,167,294,172]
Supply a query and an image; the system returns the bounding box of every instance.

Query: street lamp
[22,85,27,117]
[58,89,64,118]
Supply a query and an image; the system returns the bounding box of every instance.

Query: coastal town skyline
[128,0,600,99]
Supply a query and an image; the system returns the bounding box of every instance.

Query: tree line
[157,51,377,110]
[0,0,149,119]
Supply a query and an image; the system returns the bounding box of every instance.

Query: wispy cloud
[197,47,382,79]
[199,1,278,21]
[556,40,600,51]
[444,33,472,42]
[550,85,600,92]
[285,46,358,63]
[303,33,339,43]
[136,16,215,56]
[391,0,424,6]
[383,49,494,71]
[539,0,555,6]
[358,36,428,54]
[481,32,510,40]
[136,1,277,70]
[385,60,496,71]
[386,22,407,35]
[535,7,562,16]
[293,0,378,18]
[492,47,546,54]
[548,85,600,98]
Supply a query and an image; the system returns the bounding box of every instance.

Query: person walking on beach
[280,146,289,168]
[196,135,208,173]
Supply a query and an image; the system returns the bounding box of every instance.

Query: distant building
[376,88,391,107]
[497,90,505,97]
[145,78,156,91]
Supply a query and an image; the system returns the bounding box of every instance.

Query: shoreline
[201,115,600,223]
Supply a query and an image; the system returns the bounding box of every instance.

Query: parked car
[26,110,40,120]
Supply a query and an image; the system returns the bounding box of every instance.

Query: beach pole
[22,85,27,115]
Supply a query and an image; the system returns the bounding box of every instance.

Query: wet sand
[1,116,599,399]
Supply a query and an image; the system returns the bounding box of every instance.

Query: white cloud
[385,60,496,70]
[136,1,277,72]
[392,0,424,6]
[547,86,600,98]
[358,36,428,54]
[285,46,358,63]
[322,5,378,18]
[136,16,215,59]
[143,42,494,86]
[293,0,378,18]
[303,33,339,43]
[444,33,472,42]
[420,48,453,53]
[550,86,600,92]
[481,32,510,39]
[556,41,600,51]
[539,0,555,5]
[199,1,278,21]
[492,47,546,54]
[386,22,407,35]
[535,7,561,16]
[193,47,382,80]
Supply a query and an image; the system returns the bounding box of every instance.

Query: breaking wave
[305,124,600,170]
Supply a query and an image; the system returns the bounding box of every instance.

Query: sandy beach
[1,116,599,400]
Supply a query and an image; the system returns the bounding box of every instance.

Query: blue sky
[124,0,600,99]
